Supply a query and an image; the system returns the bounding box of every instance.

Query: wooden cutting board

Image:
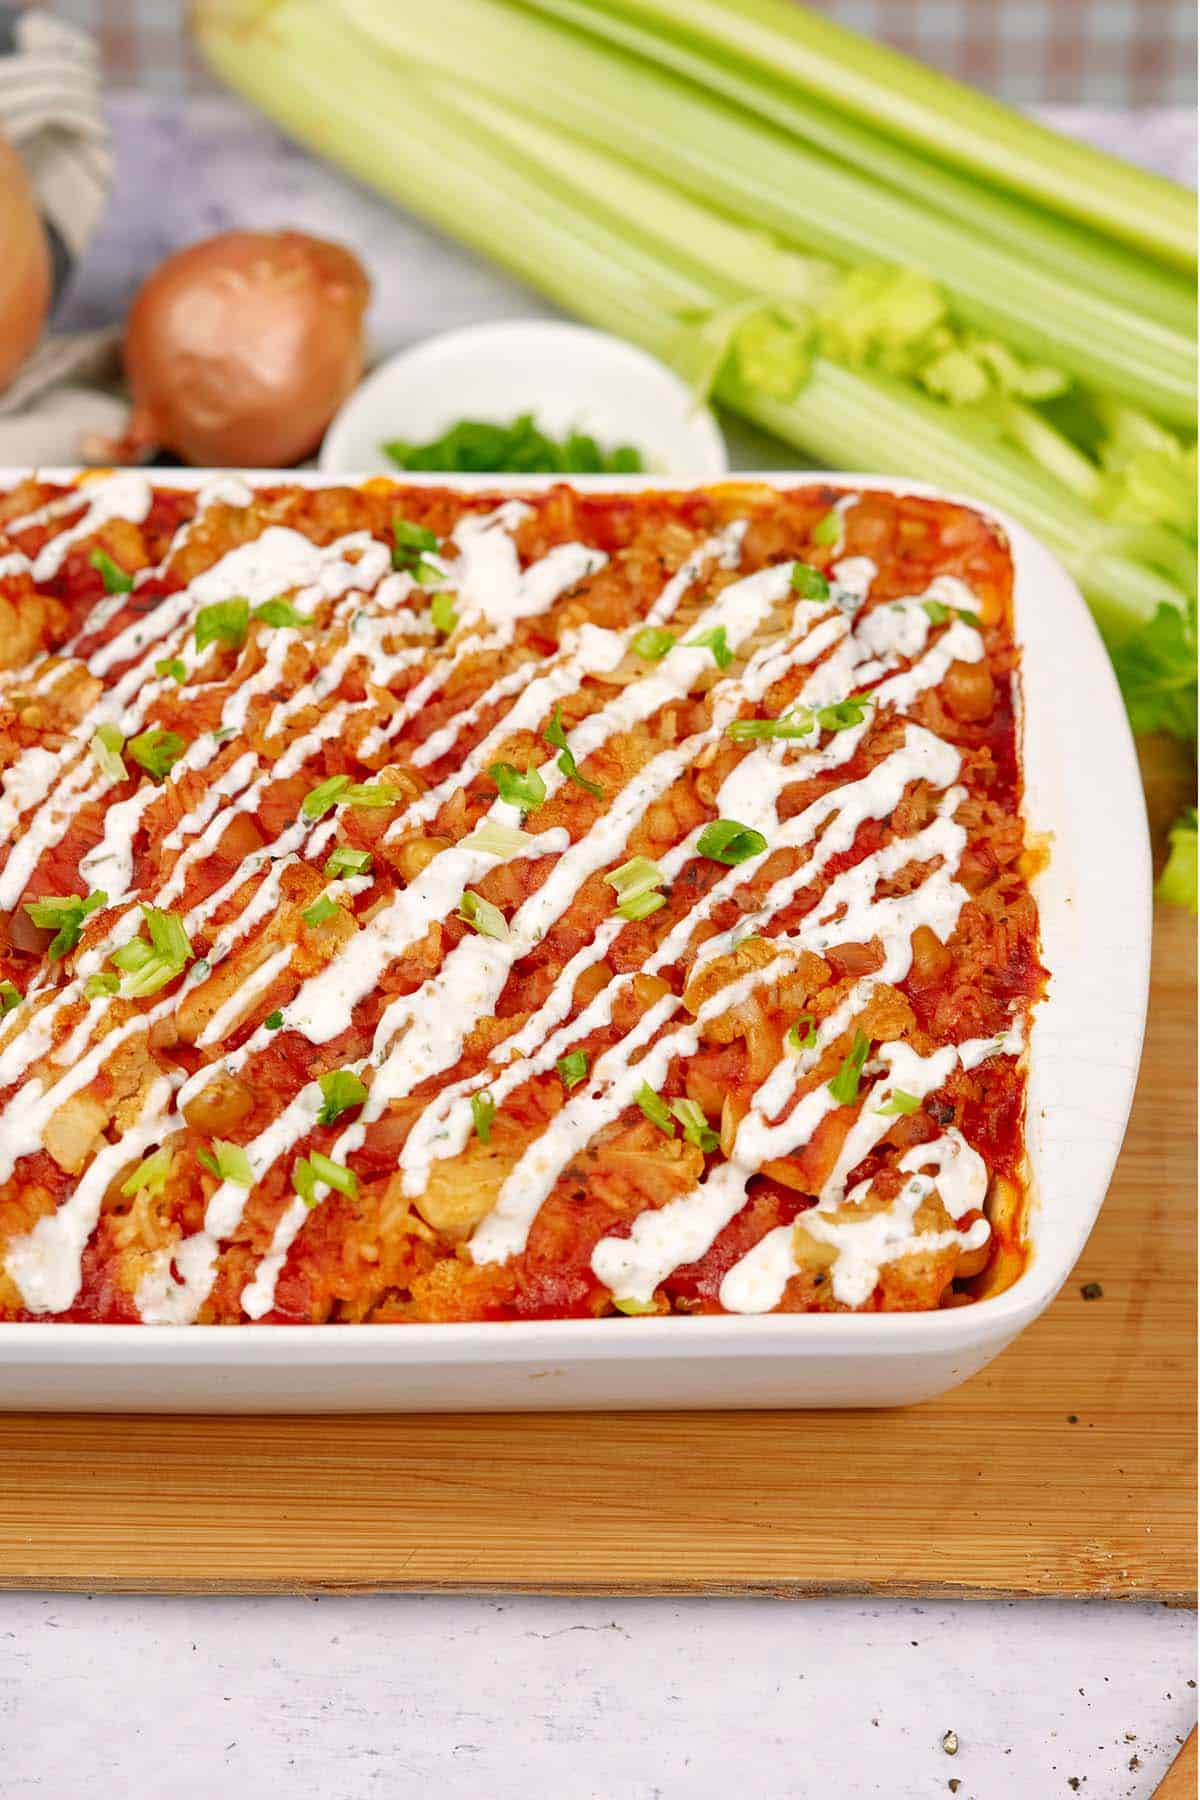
[0,771,1193,1598]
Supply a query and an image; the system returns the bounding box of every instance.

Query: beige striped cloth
[0,8,118,461]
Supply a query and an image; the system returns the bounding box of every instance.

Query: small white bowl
[319,320,728,479]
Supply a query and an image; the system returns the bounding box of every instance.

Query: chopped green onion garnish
[696,818,767,866]
[252,598,311,629]
[0,980,21,1014]
[488,760,547,812]
[462,820,531,858]
[875,1089,921,1116]
[384,415,643,477]
[811,510,841,546]
[293,1151,357,1204]
[631,626,676,661]
[471,1089,496,1143]
[128,728,186,783]
[828,1028,871,1105]
[636,1082,675,1136]
[414,558,444,588]
[110,905,192,996]
[786,1014,818,1052]
[791,561,830,601]
[302,894,340,927]
[197,1138,254,1187]
[324,846,374,879]
[605,855,666,921]
[119,1146,172,1198]
[293,1157,320,1207]
[556,1049,589,1089]
[613,1295,659,1315]
[302,774,351,819]
[90,723,126,783]
[617,890,666,921]
[543,703,602,798]
[23,890,106,961]
[669,1097,719,1152]
[84,972,119,1000]
[316,1067,369,1125]
[922,599,951,625]
[155,657,187,684]
[816,697,871,732]
[194,597,250,653]
[686,625,734,670]
[392,517,440,570]
[457,890,509,940]
[430,590,458,634]
[264,1009,284,1031]
[726,710,816,743]
[343,783,400,808]
[309,1151,358,1198]
[88,547,133,594]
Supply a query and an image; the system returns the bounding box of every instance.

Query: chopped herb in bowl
[382,412,643,475]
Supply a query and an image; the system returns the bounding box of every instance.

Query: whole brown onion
[113,229,370,467]
[0,133,52,394]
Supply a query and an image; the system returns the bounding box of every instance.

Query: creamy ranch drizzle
[0,482,1030,1323]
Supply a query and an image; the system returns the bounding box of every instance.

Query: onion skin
[119,229,370,467]
[0,134,52,394]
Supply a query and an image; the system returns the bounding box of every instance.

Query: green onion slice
[128,728,187,783]
[120,1146,172,1198]
[89,548,133,594]
[195,597,250,653]
[556,1049,589,1089]
[90,723,127,782]
[811,510,841,546]
[324,846,373,879]
[543,703,603,798]
[264,1009,284,1031]
[302,894,340,927]
[302,774,351,819]
[828,1028,871,1105]
[631,626,676,661]
[636,1082,676,1136]
[457,890,509,940]
[696,818,767,866]
[430,591,458,634]
[197,1138,254,1187]
[23,890,107,961]
[0,980,21,1014]
[726,710,816,742]
[791,561,830,601]
[786,1014,818,1052]
[669,1098,719,1152]
[816,697,872,732]
[462,820,531,858]
[488,760,547,812]
[252,598,311,629]
[471,1090,496,1143]
[155,657,187,684]
[392,517,440,568]
[686,625,734,669]
[875,1089,921,1116]
[84,972,120,1000]
[316,1067,369,1124]
[309,1151,357,1197]
[605,855,666,921]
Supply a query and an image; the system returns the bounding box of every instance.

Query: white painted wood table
[3,94,1195,1800]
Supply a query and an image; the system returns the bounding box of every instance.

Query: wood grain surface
[1153,1730,1198,1800]
[0,892,1191,1599]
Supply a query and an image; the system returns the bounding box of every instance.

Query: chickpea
[943,658,995,722]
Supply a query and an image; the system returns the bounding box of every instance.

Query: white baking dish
[0,470,1150,1411]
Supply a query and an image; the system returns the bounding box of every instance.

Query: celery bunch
[193,0,1196,890]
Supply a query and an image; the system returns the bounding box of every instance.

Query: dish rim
[0,465,1151,1357]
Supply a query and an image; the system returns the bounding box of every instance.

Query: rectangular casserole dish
[0,470,1150,1410]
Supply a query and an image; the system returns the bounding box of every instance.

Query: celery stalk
[194,0,1190,656]
[335,0,1194,426]
[575,0,1197,270]
[521,0,1196,336]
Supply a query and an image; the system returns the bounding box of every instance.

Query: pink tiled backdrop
[13,0,1200,104]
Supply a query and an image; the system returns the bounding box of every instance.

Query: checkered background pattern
[13,0,1200,103]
